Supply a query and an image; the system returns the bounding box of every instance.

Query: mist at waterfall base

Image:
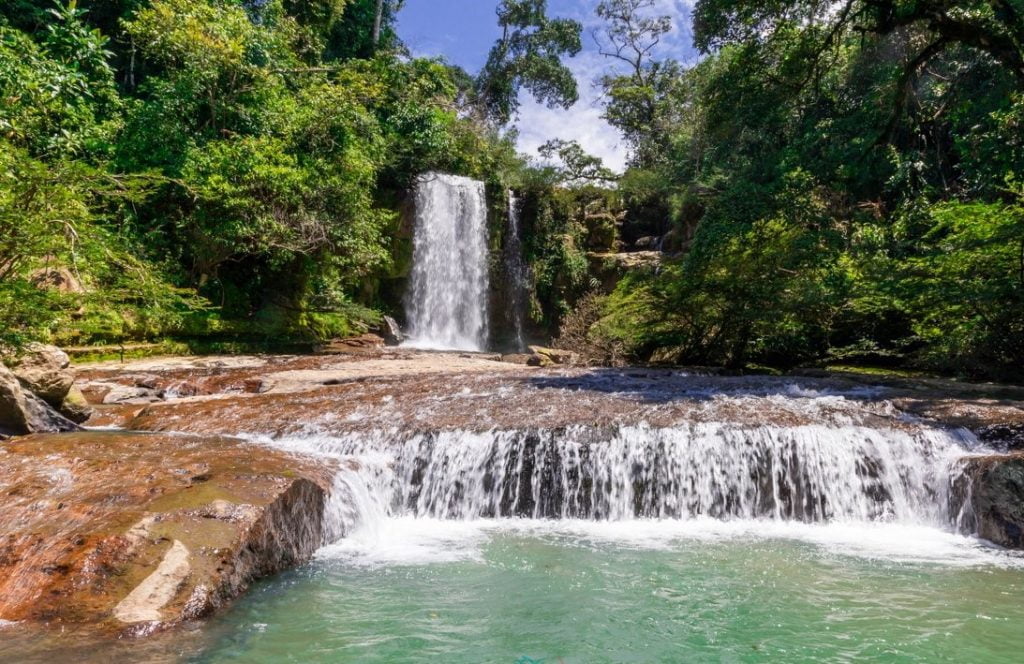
[184,412,1024,663]
[402,173,489,352]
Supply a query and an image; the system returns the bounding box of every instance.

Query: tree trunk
[372,0,385,48]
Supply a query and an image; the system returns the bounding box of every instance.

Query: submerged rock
[0,431,331,634]
[953,453,1024,548]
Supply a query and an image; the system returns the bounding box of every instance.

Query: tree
[593,0,679,165]
[693,1,1024,126]
[478,0,583,125]
[538,139,618,185]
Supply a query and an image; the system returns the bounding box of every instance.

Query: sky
[396,0,697,172]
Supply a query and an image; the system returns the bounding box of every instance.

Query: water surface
[189,518,1024,663]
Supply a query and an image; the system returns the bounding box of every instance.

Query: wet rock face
[976,423,1024,452]
[954,454,1024,548]
[0,431,331,634]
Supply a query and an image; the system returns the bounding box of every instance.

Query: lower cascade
[264,423,980,538]
[403,172,489,351]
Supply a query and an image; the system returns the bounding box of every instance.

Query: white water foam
[313,516,1024,570]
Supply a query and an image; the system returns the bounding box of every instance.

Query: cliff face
[0,431,331,635]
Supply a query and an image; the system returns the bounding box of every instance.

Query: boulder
[976,423,1024,452]
[953,453,1024,548]
[30,266,86,294]
[380,315,404,346]
[102,385,163,405]
[8,343,74,407]
[59,384,93,424]
[634,235,661,251]
[315,334,386,355]
[528,346,576,366]
[527,353,553,367]
[0,364,80,436]
[0,431,332,633]
[0,364,31,434]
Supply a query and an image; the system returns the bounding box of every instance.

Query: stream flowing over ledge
[2,349,1024,644]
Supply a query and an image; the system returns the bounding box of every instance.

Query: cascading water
[502,190,530,351]
[260,422,979,539]
[403,172,489,351]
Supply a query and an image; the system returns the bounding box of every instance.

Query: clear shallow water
[187,518,1024,664]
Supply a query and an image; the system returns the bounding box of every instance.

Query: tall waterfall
[404,173,489,351]
[503,190,529,351]
[260,423,979,539]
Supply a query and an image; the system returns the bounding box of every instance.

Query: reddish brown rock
[0,431,331,634]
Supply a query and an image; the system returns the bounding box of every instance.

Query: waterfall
[261,423,978,538]
[403,173,489,351]
[503,190,530,351]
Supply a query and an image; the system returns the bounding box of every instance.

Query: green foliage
[1,0,525,349]
[478,0,583,125]
[558,0,1024,378]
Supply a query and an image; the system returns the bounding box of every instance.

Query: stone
[380,316,404,346]
[528,346,576,365]
[102,385,163,405]
[30,266,85,294]
[0,364,31,435]
[8,343,74,407]
[953,453,1024,548]
[527,353,553,367]
[0,364,79,436]
[976,423,1024,452]
[315,334,386,355]
[0,431,331,632]
[59,385,93,424]
[634,235,661,250]
[500,354,534,365]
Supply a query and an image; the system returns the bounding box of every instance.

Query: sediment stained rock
[0,431,331,635]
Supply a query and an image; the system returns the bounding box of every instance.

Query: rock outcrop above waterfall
[0,431,331,634]
[954,453,1024,548]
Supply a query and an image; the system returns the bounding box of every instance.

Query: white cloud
[514,51,628,172]
[513,0,696,172]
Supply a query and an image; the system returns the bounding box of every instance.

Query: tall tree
[477,0,583,125]
[593,0,679,165]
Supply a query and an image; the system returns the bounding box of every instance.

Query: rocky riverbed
[1,347,1023,644]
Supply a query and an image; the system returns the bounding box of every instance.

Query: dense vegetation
[2,0,1022,380]
[0,0,566,351]
[559,0,1023,381]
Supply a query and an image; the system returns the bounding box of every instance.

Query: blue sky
[396,0,696,171]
